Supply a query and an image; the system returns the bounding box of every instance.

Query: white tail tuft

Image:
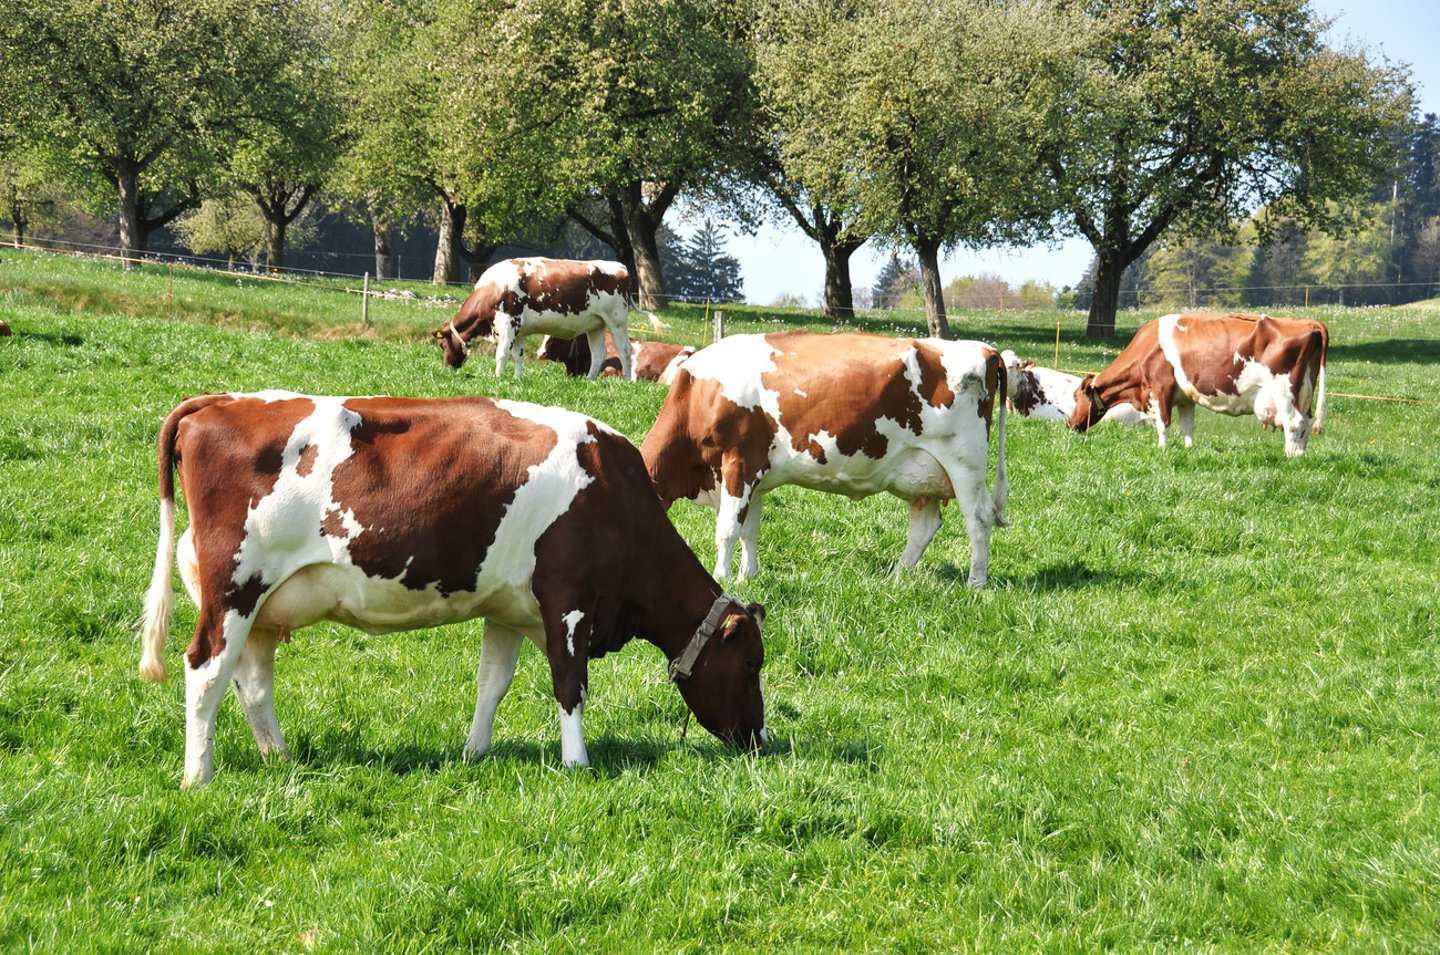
[139,497,176,682]
[993,379,1009,527]
[1313,363,1328,434]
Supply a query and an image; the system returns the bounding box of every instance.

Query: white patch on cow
[562,609,585,656]
[680,333,780,409]
[660,348,694,386]
[793,388,807,398]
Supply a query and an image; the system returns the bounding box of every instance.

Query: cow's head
[432,321,472,369]
[1068,374,1108,432]
[435,288,498,369]
[671,599,767,752]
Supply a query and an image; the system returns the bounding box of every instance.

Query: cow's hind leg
[230,626,289,763]
[1177,402,1196,448]
[464,621,524,760]
[182,609,255,787]
[603,301,634,380]
[939,458,998,588]
[584,328,608,380]
[898,497,943,572]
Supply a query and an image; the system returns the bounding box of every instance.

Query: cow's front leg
[464,621,524,759]
[182,608,253,787]
[737,494,764,580]
[230,625,288,763]
[713,481,755,581]
[899,497,942,571]
[1149,395,1171,448]
[541,605,593,768]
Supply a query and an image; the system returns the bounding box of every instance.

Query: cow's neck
[631,539,730,665]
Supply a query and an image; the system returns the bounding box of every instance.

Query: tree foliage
[666,219,745,303]
[1049,0,1414,335]
[0,0,311,258]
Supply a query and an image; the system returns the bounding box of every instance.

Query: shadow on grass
[1000,560,1150,590]
[12,330,86,348]
[1327,338,1440,365]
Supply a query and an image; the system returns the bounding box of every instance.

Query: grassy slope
[2,250,1438,951]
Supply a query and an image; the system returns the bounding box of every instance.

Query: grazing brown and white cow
[139,392,766,787]
[537,332,694,384]
[1000,350,1151,426]
[435,257,634,380]
[1068,312,1329,457]
[640,330,1008,586]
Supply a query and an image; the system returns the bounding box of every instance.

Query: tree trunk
[616,180,679,310]
[1086,244,1124,338]
[266,218,286,273]
[7,184,26,246]
[432,198,466,285]
[605,197,639,283]
[115,162,144,266]
[372,216,392,281]
[914,239,950,340]
[820,233,863,320]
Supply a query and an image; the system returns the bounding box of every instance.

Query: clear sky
[722,0,1440,305]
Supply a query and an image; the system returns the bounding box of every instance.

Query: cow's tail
[139,395,229,683]
[993,359,1009,528]
[1313,356,1328,434]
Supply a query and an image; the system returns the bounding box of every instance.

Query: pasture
[2,249,1438,951]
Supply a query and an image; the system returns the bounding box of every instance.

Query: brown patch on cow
[0,320,12,337]
[330,396,557,596]
[976,349,1000,432]
[539,333,694,380]
[295,443,319,477]
[1010,368,1044,416]
[320,506,349,538]
[175,395,317,668]
[641,372,761,506]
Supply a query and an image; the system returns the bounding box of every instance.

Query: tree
[1142,230,1254,309]
[173,197,269,270]
[766,0,1086,338]
[0,0,306,260]
[1047,0,1413,337]
[490,0,759,308]
[872,255,922,309]
[667,219,745,303]
[226,0,344,272]
[752,0,872,319]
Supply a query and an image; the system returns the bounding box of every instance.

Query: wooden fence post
[713,309,725,343]
[362,272,371,327]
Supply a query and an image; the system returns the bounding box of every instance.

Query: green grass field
[2,249,1438,951]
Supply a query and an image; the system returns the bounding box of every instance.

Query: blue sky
[726,0,1440,305]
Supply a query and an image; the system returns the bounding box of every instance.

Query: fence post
[167,263,174,321]
[713,308,725,343]
[1054,314,1061,369]
[362,272,371,327]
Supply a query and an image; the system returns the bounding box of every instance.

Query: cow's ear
[746,602,766,627]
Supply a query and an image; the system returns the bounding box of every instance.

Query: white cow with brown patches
[1069,312,1329,456]
[139,392,766,787]
[435,257,634,380]
[640,330,1008,586]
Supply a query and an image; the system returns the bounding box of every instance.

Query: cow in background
[434,257,634,380]
[537,333,694,384]
[1069,312,1329,457]
[140,391,766,786]
[641,330,1008,587]
[1001,350,1151,426]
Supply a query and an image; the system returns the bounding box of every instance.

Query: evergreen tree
[871,254,921,309]
[667,218,744,303]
